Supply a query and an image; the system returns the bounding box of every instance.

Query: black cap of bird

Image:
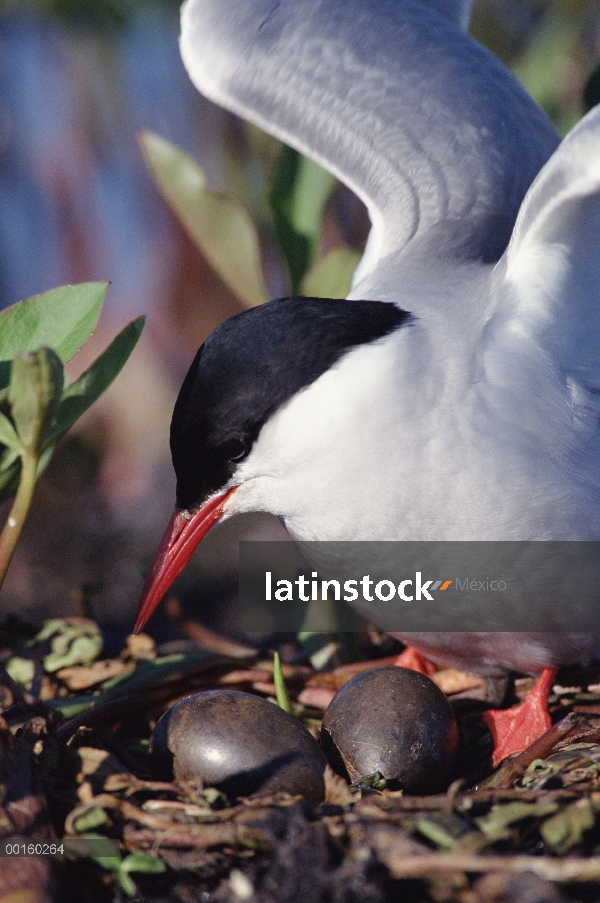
[135,0,600,766]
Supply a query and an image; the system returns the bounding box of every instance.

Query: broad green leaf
[273,651,293,714]
[44,317,145,448]
[140,131,268,308]
[9,348,64,454]
[0,413,24,454]
[270,145,335,292]
[0,282,107,388]
[300,247,362,299]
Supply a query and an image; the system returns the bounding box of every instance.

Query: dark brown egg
[321,666,459,794]
[149,689,327,801]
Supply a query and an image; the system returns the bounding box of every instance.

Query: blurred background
[0,0,599,650]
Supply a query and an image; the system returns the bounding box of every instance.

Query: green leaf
[300,247,362,299]
[541,798,596,853]
[5,656,34,690]
[0,282,107,388]
[412,812,473,850]
[414,817,458,850]
[9,348,64,454]
[115,867,137,896]
[73,807,111,834]
[0,413,24,454]
[46,650,224,718]
[140,131,268,309]
[476,801,559,840]
[44,317,145,449]
[0,457,21,505]
[269,145,335,292]
[584,59,600,112]
[273,651,293,714]
[35,618,103,672]
[121,852,166,875]
[92,853,123,869]
[44,634,103,672]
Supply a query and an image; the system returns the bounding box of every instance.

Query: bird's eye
[222,438,249,463]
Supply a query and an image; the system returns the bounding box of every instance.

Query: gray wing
[491,104,600,394]
[180,0,559,276]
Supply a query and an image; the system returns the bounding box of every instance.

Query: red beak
[133,487,237,634]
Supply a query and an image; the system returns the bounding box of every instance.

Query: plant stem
[0,451,38,589]
[273,651,293,715]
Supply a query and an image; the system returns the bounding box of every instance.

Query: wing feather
[500,105,600,389]
[180,0,559,272]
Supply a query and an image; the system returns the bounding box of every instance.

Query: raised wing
[180,0,558,275]
[497,105,600,393]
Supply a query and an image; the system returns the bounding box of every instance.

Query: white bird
[136,0,600,765]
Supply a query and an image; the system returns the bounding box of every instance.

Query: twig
[384,852,600,882]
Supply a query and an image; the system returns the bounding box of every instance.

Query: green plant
[139,131,362,652]
[139,130,362,308]
[0,281,144,587]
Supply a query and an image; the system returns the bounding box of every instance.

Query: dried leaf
[431,668,484,696]
[123,633,156,662]
[57,659,131,691]
[76,747,131,782]
[324,765,354,807]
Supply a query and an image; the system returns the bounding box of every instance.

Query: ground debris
[4,619,600,901]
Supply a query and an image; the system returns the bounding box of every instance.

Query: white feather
[179,0,600,673]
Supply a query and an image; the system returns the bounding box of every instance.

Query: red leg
[394,646,437,676]
[483,667,557,768]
